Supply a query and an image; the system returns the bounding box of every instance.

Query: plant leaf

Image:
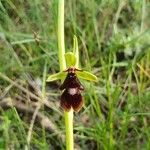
[77,71,98,82]
[46,72,67,82]
[65,52,76,67]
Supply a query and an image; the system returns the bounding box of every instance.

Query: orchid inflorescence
[47,50,97,112]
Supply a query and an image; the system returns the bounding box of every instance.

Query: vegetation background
[0,0,150,149]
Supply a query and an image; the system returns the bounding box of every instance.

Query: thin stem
[64,109,74,150]
[58,0,66,71]
[58,0,74,150]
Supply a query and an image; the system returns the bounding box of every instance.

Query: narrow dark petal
[60,73,84,90]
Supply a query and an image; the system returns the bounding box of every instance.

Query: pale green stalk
[64,110,73,150]
[58,0,66,71]
[58,0,74,150]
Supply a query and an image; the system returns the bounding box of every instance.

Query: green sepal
[73,35,79,67]
[65,52,76,67]
[77,71,98,82]
[46,71,67,82]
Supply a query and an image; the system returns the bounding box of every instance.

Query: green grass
[0,0,150,149]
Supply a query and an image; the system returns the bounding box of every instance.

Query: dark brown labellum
[60,67,84,112]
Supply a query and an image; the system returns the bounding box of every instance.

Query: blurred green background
[0,0,150,149]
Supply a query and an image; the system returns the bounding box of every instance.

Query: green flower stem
[58,0,66,71]
[64,109,74,150]
[58,0,74,150]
